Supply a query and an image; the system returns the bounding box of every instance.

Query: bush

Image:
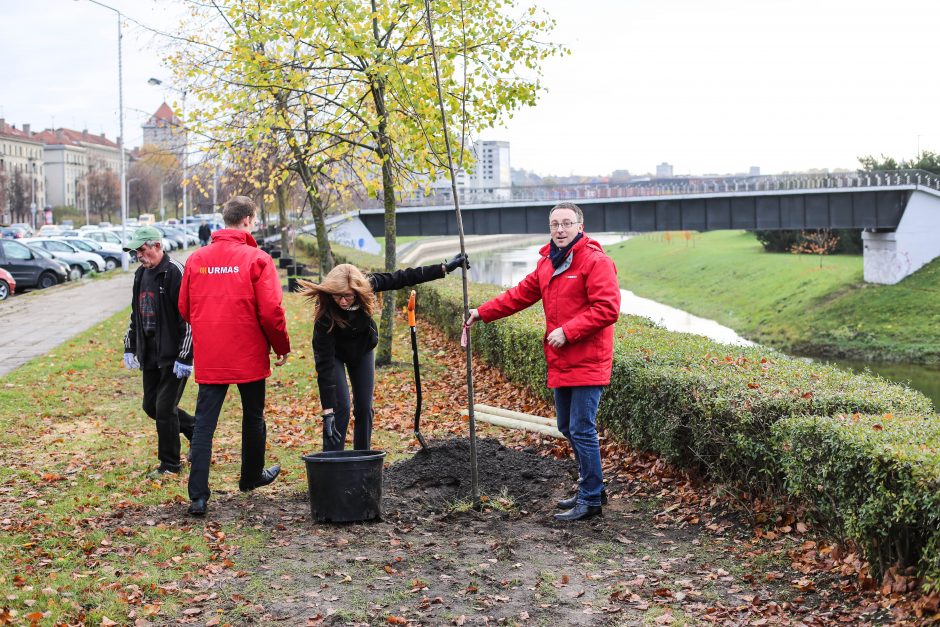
[752,229,863,255]
[774,414,940,588]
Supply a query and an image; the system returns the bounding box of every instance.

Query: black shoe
[188,498,207,517]
[556,489,608,509]
[554,503,602,522]
[239,465,281,492]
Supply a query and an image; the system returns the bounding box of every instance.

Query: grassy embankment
[605,230,940,364]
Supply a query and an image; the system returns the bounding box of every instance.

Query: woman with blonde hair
[299,254,467,450]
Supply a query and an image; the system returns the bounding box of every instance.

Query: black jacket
[313,263,445,411]
[198,224,211,241]
[124,253,193,369]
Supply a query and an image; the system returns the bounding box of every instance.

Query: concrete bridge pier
[863,190,940,284]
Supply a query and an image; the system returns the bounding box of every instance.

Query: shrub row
[774,414,940,589]
[329,243,940,586]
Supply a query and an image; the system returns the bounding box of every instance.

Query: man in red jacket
[467,202,620,521]
[179,196,291,517]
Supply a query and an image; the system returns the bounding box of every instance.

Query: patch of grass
[606,230,940,363]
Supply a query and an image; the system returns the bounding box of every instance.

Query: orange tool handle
[407,290,416,327]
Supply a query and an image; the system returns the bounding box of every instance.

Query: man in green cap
[122,225,195,478]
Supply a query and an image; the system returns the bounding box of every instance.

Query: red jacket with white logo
[179,229,291,384]
[477,235,620,388]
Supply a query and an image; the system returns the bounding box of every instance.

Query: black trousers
[187,379,267,501]
[324,350,375,452]
[141,365,194,472]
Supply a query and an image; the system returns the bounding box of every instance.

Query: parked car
[24,238,107,273]
[37,224,63,236]
[28,245,87,282]
[83,229,124,247]
[58,237,122,271]
[1,226,29,239]
[0,267,14,300]
[0,239,68,289]
[152,225,185,250]
[9,223,34,237]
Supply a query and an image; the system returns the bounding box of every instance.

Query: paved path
[0,249,195,377]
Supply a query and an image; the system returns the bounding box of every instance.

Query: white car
[57,237,123,271]
[24,238,107,273]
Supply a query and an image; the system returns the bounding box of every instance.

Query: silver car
[23,238,105,277]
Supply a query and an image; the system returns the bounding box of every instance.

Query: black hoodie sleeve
[312,318,338,412]
[368,263,446,293]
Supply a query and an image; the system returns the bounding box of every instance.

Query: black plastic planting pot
[301,450,387,523]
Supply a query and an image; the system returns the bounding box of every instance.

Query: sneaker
[146,467,180,480]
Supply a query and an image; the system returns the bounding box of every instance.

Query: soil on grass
[117,437,888,626]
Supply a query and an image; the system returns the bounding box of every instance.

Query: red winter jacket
[179,229,291,384]
[477,235,620,388]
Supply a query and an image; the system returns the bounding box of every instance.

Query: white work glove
[123,352,140,370]
[173,361,193,379]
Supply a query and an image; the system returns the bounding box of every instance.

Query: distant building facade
[427,139,511,201]
[142,102,185,158]
[32,128,128,211]
[656,162,674,178]
[0,120,46,225]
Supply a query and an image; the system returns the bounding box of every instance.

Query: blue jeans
[324,350,375,452]
[554,386,604,507]
[187,379,267,501]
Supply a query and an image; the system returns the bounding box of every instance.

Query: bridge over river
[359,170,940,284]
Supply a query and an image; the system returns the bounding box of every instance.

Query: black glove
[443,252,469,274]
[322,413,342,449]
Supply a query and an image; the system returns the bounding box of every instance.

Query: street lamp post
[148,78,188,244]
[77,0,129,270]
[28,158,37,230]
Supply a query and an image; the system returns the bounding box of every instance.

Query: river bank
[605,230,940,366]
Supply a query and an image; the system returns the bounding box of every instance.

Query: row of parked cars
[0,221,204,301]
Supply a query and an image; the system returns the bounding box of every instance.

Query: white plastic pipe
[463,410,564,439]
[474,404,555,427]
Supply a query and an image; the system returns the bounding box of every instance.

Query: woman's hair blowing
[297,264,377,329]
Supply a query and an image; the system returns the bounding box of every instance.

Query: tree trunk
[277,183,289,257]
[295,159,334,277]
[372,77,397,368]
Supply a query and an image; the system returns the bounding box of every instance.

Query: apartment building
[427,139,511,202]
[31,128,129,210]
[0,120,46,224]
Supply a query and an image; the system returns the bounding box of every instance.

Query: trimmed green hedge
[330,242,940,586]
[774,414,940,589]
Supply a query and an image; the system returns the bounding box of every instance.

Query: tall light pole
[28,158,37,229]
[148,78,188,244]
[77,0,129,269]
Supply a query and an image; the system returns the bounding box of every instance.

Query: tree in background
[135,146,182,221]
[791,229,840,267]
[170,0,563,365]
[87,170,120,224]
[9,171,29,225]
[128,161,161,216]
[858,151,940,176]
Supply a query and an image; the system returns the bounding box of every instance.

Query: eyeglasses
[332,292,356,302]
[549,220,580,231]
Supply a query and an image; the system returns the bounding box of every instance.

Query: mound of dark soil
[383,437,574,518]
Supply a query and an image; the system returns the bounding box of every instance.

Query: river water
[467,234,939,408]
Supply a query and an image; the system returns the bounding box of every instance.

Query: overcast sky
[2,0,938,177]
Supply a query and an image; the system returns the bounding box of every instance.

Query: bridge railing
[376,169,940,208]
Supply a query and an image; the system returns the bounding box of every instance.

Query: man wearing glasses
[179,196,291,517]
[466,202,620,521]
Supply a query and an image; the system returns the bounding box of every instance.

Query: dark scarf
[549,232,583,269]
